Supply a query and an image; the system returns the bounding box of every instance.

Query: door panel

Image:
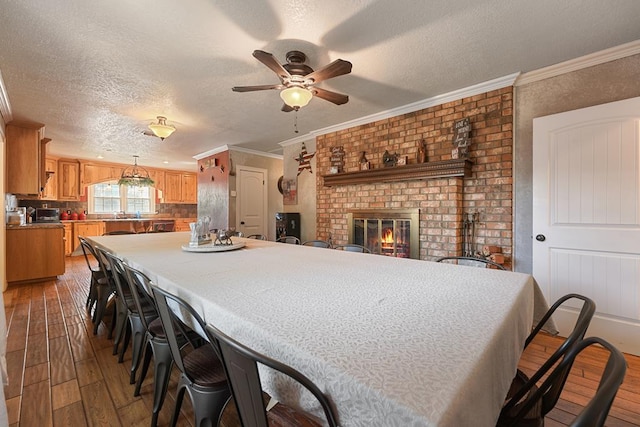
[533,96,640,355]
[237,166,267,237]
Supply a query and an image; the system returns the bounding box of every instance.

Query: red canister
[78,211,87,220]
[60,211,69,220]
[70,211,79,220]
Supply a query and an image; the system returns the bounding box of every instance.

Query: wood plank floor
[4,256,640,426]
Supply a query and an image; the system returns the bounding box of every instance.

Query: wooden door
[237,166,267,237]
[533,96,640,355]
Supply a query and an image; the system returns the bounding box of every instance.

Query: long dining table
[88,231,548,427]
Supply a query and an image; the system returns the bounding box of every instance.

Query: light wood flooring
[3,256,640,426]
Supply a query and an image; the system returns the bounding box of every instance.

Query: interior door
[533,96,640,355]
[236,166,267,238]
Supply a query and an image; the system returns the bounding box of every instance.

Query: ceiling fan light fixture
[148,116,176,140]
[280,86,313,109]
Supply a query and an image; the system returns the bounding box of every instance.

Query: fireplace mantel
[322,159,472,187]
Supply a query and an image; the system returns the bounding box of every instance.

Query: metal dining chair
[435,255,506,270]
[78,236,113,335]
[208,323,340,427]
[334,243,370,253]
[498,294,596,426]
[276,236,301,244]
[302,239,331,248]
[246,234,267,240]
[151,286,230,427]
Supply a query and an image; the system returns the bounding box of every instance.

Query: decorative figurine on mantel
[382,150,398,167]
[417,139,427,163]
[359,151,370,170]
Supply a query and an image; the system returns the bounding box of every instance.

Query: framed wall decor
[282,178,297,205]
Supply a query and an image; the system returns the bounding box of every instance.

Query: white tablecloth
[89,232,540,427]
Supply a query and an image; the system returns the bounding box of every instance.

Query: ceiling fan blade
[281,104,295,113]
[305,59,352,84]
[311,87,349,105]
[232,84,283,92]
[253,50,292,80]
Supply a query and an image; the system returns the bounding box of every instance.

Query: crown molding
[279,72,519,147]
[0,70,13,124]
[515,39,640,86]
[194,144,283,160]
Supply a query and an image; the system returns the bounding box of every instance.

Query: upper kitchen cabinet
[41,157,58,200]
[164,171,197,203]
[58,159,81,201]
[5,121,46,195]
[82,162,120,185]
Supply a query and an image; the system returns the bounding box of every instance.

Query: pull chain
[294,109,299,134]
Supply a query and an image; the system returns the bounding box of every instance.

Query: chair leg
[119,321,132,363]
[129,317,146,384]
[169,383,187,427]
[149,341,174,427]
[107,302,117,340]
[112,301,128,355]
[135,339,153,396]
[93,285,111,335]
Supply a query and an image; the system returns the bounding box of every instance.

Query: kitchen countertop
[6,223,64,229]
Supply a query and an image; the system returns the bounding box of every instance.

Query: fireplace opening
[347,209,419,259]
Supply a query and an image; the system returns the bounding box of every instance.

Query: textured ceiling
[1,0,640,171]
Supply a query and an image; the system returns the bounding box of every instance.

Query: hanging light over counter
[118,155,155,186]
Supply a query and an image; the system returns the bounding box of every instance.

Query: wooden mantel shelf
[322,159,472,187]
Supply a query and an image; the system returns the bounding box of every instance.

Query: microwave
[35,207,60,223]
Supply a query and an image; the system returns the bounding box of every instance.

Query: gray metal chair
[209,323,340,427]
[334,243,370,253]
[276,236,301,244]
[435,255,506,270]
[246,234,267,240]
[498,294,597,427]
[78,236,113,335]
[302,239,331,248]
[151,286,229,427]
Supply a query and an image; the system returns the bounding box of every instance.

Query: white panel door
[237,166,267,238]
[533,96,640,355]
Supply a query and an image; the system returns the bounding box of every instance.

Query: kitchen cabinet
[41,157,58,200]
[5,122,46,195]
[147,169,165,195]
[58,159,81,200]
[6,225,65,283]
[174,218,196,232]
[63,223,74,256]
[164,172,197,203]
[82,163,120,186]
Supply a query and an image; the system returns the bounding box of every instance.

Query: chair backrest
[151,286,215,382]
[99,249,137,311]
[302,239,331,248]
[276,236,301,245]
[435,256,506,270]
[555,337,625,427]
[502,294,596,422]
[207,324,340,427]
[246,234,267,240]
[104,230,137,235]
[334,243,370,253]
[233,231,245,237]
[78,236,100,273]
[122,263,158,331]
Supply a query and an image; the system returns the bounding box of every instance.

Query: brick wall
[316,87,513,265]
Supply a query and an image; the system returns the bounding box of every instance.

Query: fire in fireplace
[347,209,419,259]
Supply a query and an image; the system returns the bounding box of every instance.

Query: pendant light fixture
[148,116,176,140]
[118,155,155,186]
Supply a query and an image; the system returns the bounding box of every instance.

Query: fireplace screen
[347,209,419,259]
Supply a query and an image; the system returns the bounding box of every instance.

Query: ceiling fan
[232,50,352,112]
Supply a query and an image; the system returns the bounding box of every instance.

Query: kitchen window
[88,181,156,214]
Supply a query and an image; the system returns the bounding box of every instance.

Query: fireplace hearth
[347,209,419,259]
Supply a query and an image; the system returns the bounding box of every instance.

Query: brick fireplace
[348,209,419,259]
[315,87,514,265]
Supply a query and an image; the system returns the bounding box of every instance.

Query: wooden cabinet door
[6,123,44,195]
[64,223,74,256]
[74,221,105,239]
[164,171,183,203]
[41,158,58,200]
[6,227,65,282]
[182,173,197,203]
[148,169,165,195]
[58,160,81,200]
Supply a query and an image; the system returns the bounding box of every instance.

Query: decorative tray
[181,242,246,253]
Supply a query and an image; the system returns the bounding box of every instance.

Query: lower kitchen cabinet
[6,225,65,283]
[71,221,105,255]
[63,223,73,256]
